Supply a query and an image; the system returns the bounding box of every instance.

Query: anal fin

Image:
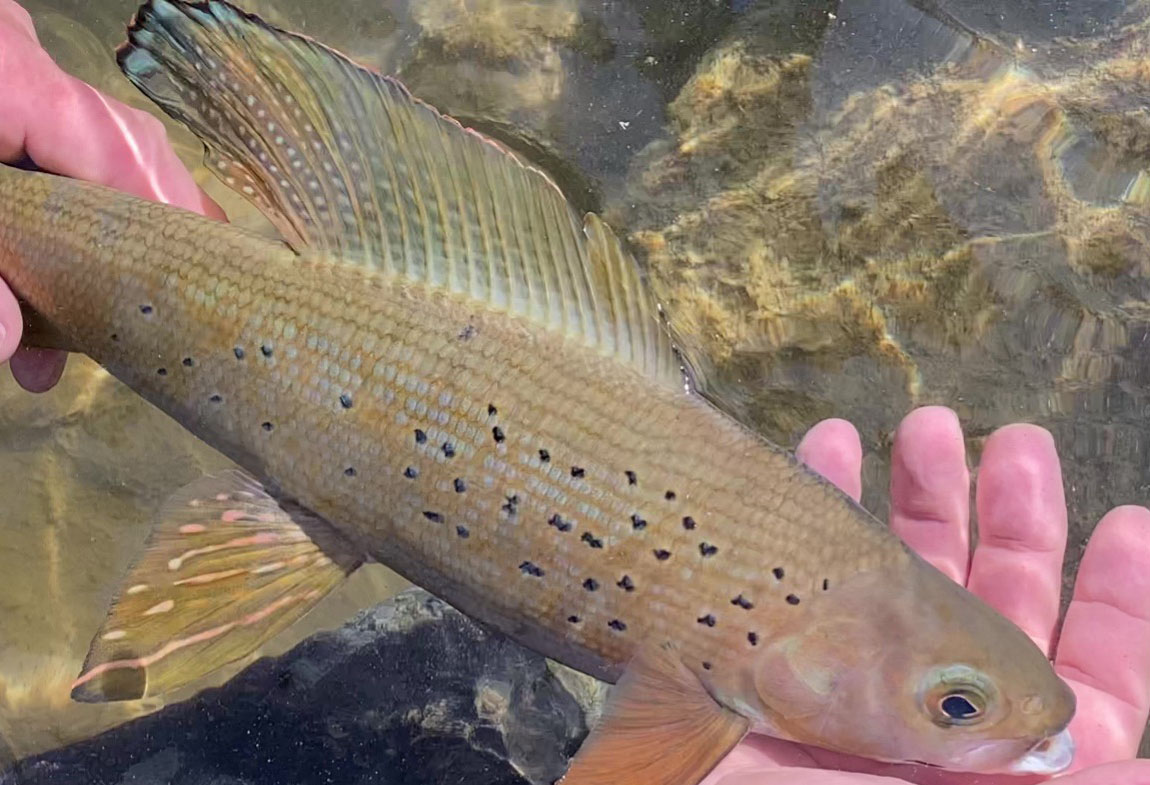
[559,643,750,785]
[71,469,363,702]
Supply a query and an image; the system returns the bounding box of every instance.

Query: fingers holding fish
[0,0,36,43]
[888,406,971,584]
[967,424,1067,654]
[0,246,60,392]
[0,2,225,392]
[796,418,864,502]
[1053,505,1150,769]
[0,279,20,362]
[0,7,222,217]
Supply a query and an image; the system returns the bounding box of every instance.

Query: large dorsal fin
[117,0,690,389]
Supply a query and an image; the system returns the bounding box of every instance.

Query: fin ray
[118,0,692,390]
[560,643,750,785]
[72,470,361,701]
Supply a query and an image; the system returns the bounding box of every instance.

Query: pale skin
[2,4,1149,783]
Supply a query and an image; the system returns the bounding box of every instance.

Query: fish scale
[0,2,1078,782]
[0,162,897,682]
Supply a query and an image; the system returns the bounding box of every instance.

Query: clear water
[2,0,1149,765]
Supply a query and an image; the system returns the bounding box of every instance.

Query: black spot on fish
[823,578,830,591]
[209,394,223,403]
[456,525,470,539]
[442,442,456,458]
[260,344,273,357]
[157,368,168,376]
[459,324,477,341]
[344,467,357,478]
[581,532,603,549]
[110,333,119,342]
[772,567,785,580]
[567,615,581,624]
[415,429,427,444]
[699,542,718,557]
[571,466,585,478]
[664,490,676,501]
[492,426,505,444]
[519,561,545,577]
[234,347,245,360]
[339,393,353,409]
[748,632,759,646]
[261,421,274,432]
[731,595,753,610]
[625,470,637,486]
[548,513,572,532]
[697,614,716,627]
[583,578,599,591]
[630,514,647,531]
[653,549,672,561]
[539,449,550,463]
[502,495,520,515]
[487,403,497,416]
[608,619,627,632]
[182,357,194,367]
[786,594,801,605]
[702,661,713,670]
[454,478,467,493]
[616,575,635,592]
[139,304,153,315]
[404,466,419,479]
[423,511,443,523]
[682,516,696,530]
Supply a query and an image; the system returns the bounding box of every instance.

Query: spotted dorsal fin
[117,0,690,390]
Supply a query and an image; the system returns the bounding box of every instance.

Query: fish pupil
[941,694,979,719]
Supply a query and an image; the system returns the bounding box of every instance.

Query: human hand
[704,406,1150,785]
[0,0,223,391]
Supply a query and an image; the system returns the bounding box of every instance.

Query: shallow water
[3,0,1150,765]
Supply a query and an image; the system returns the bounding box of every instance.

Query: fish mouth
[1008,728,1074,775]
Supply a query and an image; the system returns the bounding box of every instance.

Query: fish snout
[1008,727,1074,775]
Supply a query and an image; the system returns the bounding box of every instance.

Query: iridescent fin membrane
[72,470,362,702]
[559,643,750,785]
[117,0,690,390]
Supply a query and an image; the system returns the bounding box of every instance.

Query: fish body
[0,159,896,688]
[0,2,1076,783]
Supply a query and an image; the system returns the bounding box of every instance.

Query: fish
[0,2,1076,783]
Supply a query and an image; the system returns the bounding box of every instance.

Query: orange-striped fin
[559,643,750,785]
[72,470,362,702]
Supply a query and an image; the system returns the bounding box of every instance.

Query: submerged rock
[1,590,602,785]
[609,0,1150,577]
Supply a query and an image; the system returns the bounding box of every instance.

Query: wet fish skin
[0,162,897,681]
[0,1,1077,781]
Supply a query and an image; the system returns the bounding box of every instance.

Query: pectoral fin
[559,644,750,785]
[72,470,362,702]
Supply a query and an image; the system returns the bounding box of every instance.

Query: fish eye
[940,692,983,721]
[920,665,994,728]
